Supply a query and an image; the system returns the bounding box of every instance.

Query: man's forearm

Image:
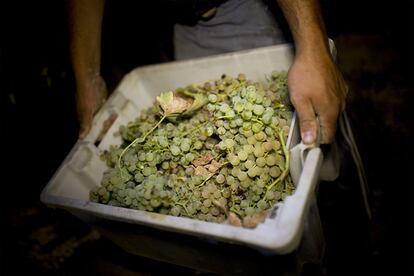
[67,0,105,82]
[276,0,330,57]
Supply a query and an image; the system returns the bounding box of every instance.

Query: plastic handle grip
[276,147,323,253]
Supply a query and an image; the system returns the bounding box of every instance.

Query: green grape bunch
[91,71,294,228]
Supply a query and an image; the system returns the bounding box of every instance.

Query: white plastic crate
[41,43,325,255]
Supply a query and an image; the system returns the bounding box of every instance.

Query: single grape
[242,110,252,120]
[142,167,153,177]
[253,146,265,158]
[262,141,273,152]
[269,166,281,178]
[193,140,203,150]
[257,200,267,210]
[245,206,255,216]
[234,102,244,113]
[216,174,226,184]
[254,131,266,141]
[226,175,236,185]
[161,161,170,170]
[244,159,255,170]
[243,144,254,154]
[171,206,181,216]
[208,94,218,103]
[208,183,218,193]
[247,167,256,178]
[237,171,248,181]
[228,154,240,166]
[253,104,265,115]
[213,190,221,199]
[238,150,248,161]
[256,157,266,167]
[247,136,256,145]
[210,207,220,216]
[180,142,191,152]
[170,145,181,156]
[252,122,262,133]
[203,199,212,208]
[217,127,226,135]
[266,154,277,166]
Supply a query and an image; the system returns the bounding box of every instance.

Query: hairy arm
[277,0,347,144]
[67,0,107,139]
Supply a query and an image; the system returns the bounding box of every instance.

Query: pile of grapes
[90,72,294,228]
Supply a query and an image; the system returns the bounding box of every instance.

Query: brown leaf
[205,160,222,173]
[157,91,193,115]
[242,211,268,228]
[213,199,227,214]
[242,216,255,228]
[253,211,268,223]
[227,212,242,227]
[192,154,214,167]
[194,166,209,176]
[166,95,192,114]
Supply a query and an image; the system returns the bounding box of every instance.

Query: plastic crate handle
[276,147,323,254]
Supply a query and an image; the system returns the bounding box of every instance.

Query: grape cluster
[90,72,294,228]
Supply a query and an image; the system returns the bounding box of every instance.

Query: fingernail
[303,131,314,144]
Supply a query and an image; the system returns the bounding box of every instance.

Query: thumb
[79,113,93,140]
[79,123,91,140]
[295,100,317,145]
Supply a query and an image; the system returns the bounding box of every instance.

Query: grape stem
[216,115,235,120]
[190,149,202,157]
[195,159,227,188]
[180,121,208,137]
[118,114,167,174]
[126,122,140,128]
[273,103,285,110]
[176,202,189,215]
[196,172,216,188]
[230,194,236,210]
[214,152,225,160]
[230,207,242,216]
[251,118,264,125]
[266,130,289,191]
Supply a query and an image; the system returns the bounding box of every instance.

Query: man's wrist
[294,31,331,57]
[295,42,334,70]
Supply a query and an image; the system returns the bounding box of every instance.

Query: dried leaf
[179,90,208,116]
[213,199,227,214]
[242,216,255,228]
[194,166,209,176]
[242,211,268,228]
[156,91,193,116]
[253,210,268,222]
[227,212,242,227]
[205,160,221,173]
[192,154,214,167]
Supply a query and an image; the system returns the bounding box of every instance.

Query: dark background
[1,0,413,275]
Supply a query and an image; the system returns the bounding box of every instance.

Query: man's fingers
[79,112,93,139]
[317,112,338,144]
[79,124,90,140]
[300,118,318,145]
[77,75,107,140]
[294,100,317,145]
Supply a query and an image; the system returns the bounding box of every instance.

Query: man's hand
[277,0,347,144]
[76,75,107,139]
[288,51,347,144]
